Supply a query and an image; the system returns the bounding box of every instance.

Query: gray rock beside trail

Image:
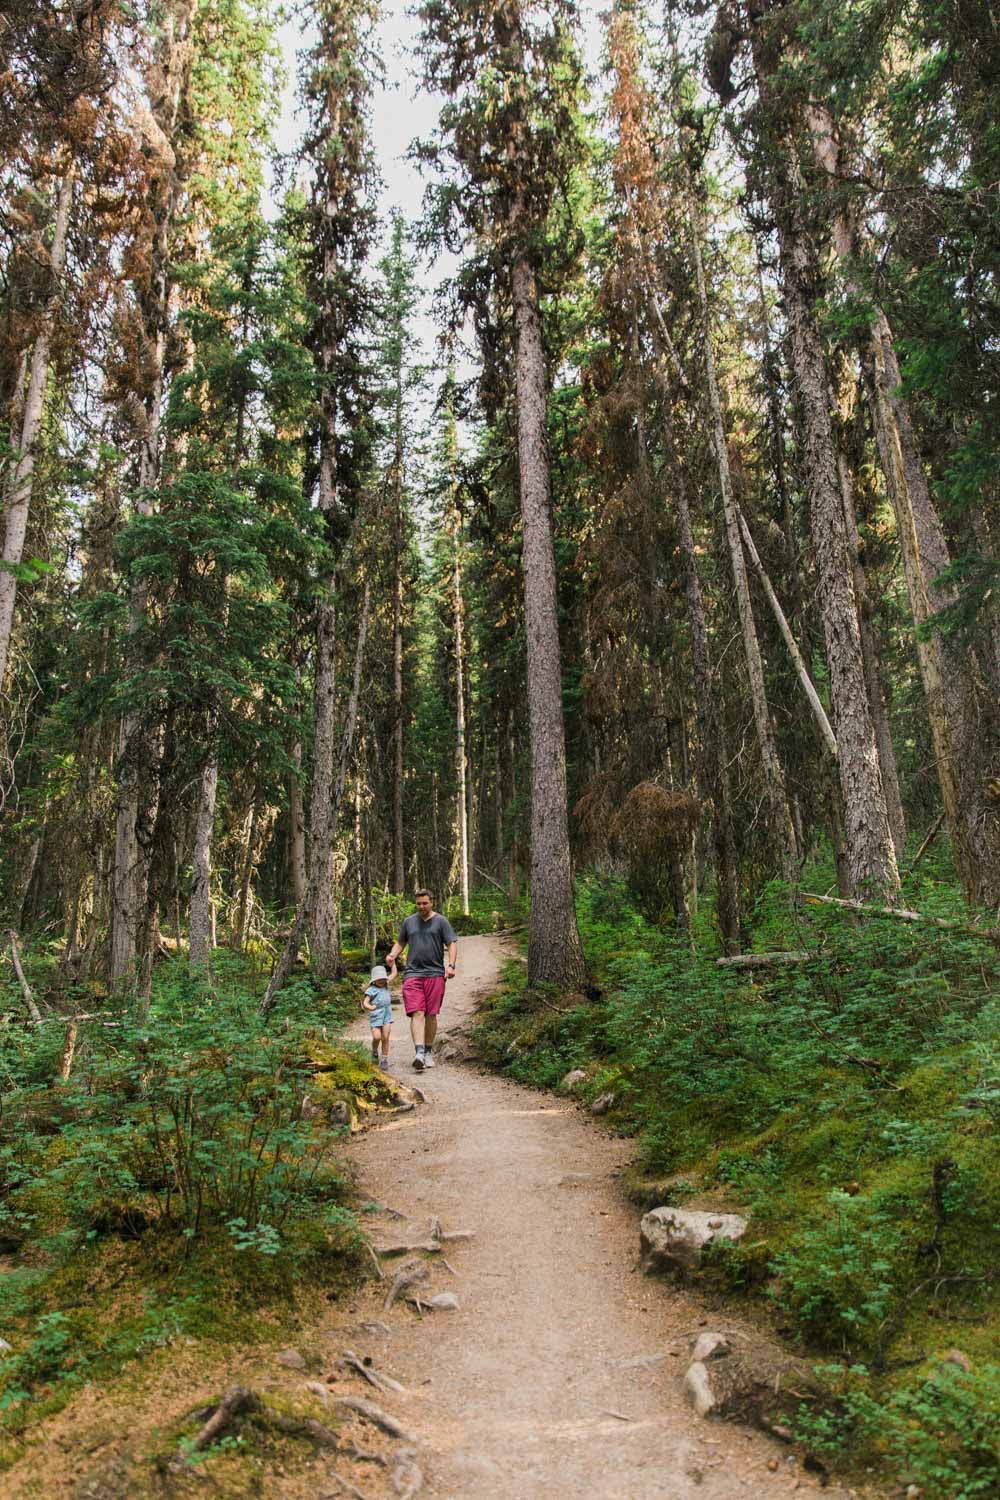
[640,1207,748,1274]
[683,1359,718,1418]
[590,1092,615,1116]
[691,1331,731,1363]
[561,1068,587,1092]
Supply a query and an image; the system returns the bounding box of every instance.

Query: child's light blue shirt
[366,983,392,1026]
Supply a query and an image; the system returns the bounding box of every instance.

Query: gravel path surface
[347,933,861,1500]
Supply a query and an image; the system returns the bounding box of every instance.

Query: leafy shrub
[795,1362,1000,1500]
[772,1191,904,1351]
[0,954,366,1416]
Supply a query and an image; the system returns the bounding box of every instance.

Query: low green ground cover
[474,858,1000,1499]
[0,948,379,1457]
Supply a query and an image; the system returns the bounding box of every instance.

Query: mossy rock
[299,1041,416,1125]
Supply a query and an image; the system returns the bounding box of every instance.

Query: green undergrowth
[474,856,1000,1499]
[0,948,387,1460]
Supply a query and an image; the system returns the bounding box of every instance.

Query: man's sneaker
[379,1056,391,1070]
[412,1053,424,1072]
[422,1052,436,1068]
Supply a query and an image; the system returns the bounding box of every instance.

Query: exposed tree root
[333,1396,415,1443]
[192,1385,260,1450]
[383,1258,429,1310]
[341,1347,407,1394]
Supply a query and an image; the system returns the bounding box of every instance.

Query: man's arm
[445,940,457,978]
[386,922,407,971]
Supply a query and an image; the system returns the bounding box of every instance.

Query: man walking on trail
[386,889,457,1073]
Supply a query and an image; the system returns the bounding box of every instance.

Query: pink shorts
[402,976,446,1017]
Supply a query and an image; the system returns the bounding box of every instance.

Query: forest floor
[0,933,877,1499]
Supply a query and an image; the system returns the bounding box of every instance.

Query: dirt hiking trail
[347,933,860,1500]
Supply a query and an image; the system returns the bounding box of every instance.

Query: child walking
[362,964,393,1070]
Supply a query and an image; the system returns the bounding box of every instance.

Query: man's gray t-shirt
[398,913,457,977]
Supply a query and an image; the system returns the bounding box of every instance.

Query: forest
[0,0,998,1495]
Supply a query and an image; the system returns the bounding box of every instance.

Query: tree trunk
[687,196,799,880]
[0,166,74,691]
[289,740,307,907]
[307,523,340,979]
[736,503,839,762]
[837,452,907,859]
[234,803,259,953]
[666,447,741,950]
[261,584,370,1014]
[392,445,406,893]
[509,244,587,986]
[806,101,999,901]
[869,324,998,898]
[773,175,900,897]
[189,760,218,968]
[453,506,470,917]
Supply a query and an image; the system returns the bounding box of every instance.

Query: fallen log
[800,892,1000,941]
[716,951,810,969]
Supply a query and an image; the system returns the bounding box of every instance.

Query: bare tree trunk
[506,720,520,902]
[0,166,74,691]
[674,466,741,950]
[189,760,218,968]
[773,175,900,897]
[234,804,259,953]
[510,243,586,986]
[687,196,799,880]
[494,730,503,870]
[289,740,307,907]
[869,324,998,896]
[736,503,838,761]
[837,453,907,859]
[389,540,407,888]
[807,102,999,900]
[392,460,406,892]
[261,584,370,1014]
[307,529,340,979]
[453,506,470,917]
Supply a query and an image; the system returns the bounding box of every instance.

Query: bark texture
[453,507,470,917]
[289,741,307,907]
[0,166,74,690]
[188,760,218,968]
[261,585,370,1014]
[688,200,799,879]
[510,246,586,987]
[807,101,1000,903]
[777,201,899,896]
